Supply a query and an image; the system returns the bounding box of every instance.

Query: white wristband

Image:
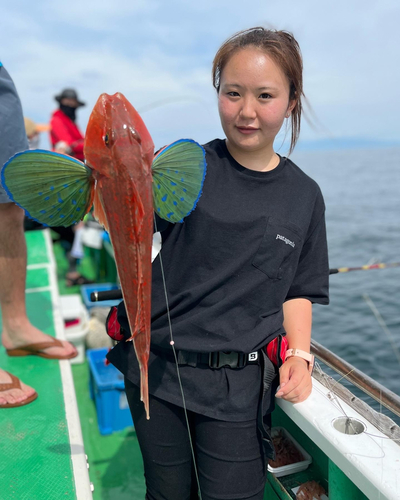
[285,348,314,374]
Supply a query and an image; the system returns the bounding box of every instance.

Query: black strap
[257,349,279,460]
[152,347,260,369]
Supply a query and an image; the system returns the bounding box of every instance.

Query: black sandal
[65,275,94,287]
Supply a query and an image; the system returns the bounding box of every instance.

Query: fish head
[84,92,155,178]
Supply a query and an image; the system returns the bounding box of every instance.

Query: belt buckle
[209,352,245,369]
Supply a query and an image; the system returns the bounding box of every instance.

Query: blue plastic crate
[87,348,133,435]
[80,282,121,310]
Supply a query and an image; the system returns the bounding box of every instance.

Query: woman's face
[218,47,295,159]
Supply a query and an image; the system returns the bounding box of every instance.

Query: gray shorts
[0,63,29,203]
[0,185,11,203]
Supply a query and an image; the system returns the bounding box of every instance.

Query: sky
[2,0,400,152]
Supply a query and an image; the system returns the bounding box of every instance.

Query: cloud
[2,0,400,148]
[43,0,158,32]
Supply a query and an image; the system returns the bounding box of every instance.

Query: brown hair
[212,27,304,155]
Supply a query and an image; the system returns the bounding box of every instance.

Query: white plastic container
[59,294,90,364]
[267,427,312,477]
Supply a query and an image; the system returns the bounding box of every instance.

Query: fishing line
[362,293,400,365]
[317,363,400,442]
[330,368,355,391]
[314,362,351,423]
[313,363,397,457]
[153,215,203,500]
[312,388,386,459]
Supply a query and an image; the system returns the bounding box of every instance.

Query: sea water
[291,147,400,420]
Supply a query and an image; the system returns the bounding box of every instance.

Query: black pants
[125,379,267,500]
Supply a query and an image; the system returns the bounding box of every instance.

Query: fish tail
[140,362,149,419]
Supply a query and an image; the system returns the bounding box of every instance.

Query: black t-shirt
[107,139,329,421]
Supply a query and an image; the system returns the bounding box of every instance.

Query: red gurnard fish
[85,94,154,418]
[1,92,207,419]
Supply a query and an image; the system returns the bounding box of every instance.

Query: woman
[107,27,329,500]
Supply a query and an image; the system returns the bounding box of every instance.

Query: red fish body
[85,93,155,418]
[1,92,206,420]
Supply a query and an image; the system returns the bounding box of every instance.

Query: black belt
[152,347,261,369]
[152,345,277,459]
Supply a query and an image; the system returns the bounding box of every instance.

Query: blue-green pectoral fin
[152,139,206,223]
[1,150,94,226]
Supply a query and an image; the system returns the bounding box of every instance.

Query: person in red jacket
[49,89,93,286]
[50,88,85,161]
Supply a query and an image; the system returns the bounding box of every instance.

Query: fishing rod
[90,262,400,302]
[329,262,400,275]
[90,289,123,302]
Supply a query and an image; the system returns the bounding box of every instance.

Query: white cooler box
[59,294,90,364]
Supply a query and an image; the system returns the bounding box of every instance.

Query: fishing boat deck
[72,360,145,499]
[275,382,399,500]
[1,229,398,499]
[0,229,91,499]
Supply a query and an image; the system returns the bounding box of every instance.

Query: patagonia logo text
[276,234,295,248]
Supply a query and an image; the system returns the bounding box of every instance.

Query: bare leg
[0,202,77,358]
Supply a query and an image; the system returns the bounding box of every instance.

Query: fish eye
[104,133,109,146]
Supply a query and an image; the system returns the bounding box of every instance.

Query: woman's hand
[275,357,312,403]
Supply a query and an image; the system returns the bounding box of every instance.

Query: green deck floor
[53,234,146,499]
[71,362,145,499]
[0,230,76,500]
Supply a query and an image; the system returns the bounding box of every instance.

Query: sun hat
[54,88,85,107]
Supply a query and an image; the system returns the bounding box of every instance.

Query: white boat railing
[311,339,400,419]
